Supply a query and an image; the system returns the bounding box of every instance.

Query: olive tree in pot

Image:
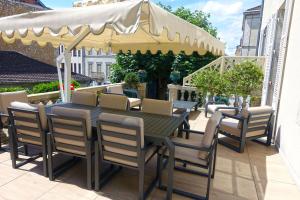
[124,72,140,98]
[192,68,229,104]
[224,60,264,108]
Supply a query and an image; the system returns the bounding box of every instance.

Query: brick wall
[0,0,56,65]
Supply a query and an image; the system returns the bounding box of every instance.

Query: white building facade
[258,0,300,188]
[57,45,115,84]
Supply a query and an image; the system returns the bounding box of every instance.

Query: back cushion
[201,111,223,148]
[107,85,124,95]
[142,98,173,116]
[51,107,92,138]
[0,91,28,124]
[99,94,128,111]
[72,91,97,106]
[10,101,48,131]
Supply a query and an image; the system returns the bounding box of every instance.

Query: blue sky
[42,0,262,55]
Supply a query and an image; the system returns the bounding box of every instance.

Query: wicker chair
[71,91,97,106]
[158,112,223,200]
[0,91,28,150]
[47,107,94,189]
[8,101,48,176]
[106,85,141,109]
[218,106,274,153]
[95,113,158,200]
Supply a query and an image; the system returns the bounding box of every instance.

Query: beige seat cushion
[0,91,28,124]
[241,106,273,118]
[99,94,128,111]
[72,91,97,106]
[142,98,173,116]
[10,101,48,131]
[51,107,92,138]
[107,85,124,95]
[220,117,266,138]
[128,98,141,108]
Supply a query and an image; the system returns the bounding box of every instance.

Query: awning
[0,0,225,55]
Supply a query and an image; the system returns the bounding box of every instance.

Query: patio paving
[0,111,299,200]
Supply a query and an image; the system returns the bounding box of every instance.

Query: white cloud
[202,1,243,16]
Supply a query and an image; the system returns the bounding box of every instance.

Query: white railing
[182,56,266,86]
[168,84,198,102]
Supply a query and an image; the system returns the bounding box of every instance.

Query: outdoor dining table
[46,103,188,200]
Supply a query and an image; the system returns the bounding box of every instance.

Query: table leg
[164,138,174,200]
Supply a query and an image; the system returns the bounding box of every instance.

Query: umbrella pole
[62,27,91,102]
[56,55,65,102]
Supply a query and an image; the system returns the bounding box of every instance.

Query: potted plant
[124,72,140,89]
[170,70,181,84]
[225,60,264,108]
[138,69,147,83]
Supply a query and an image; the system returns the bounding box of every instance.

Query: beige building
[258,0,300,188]
[0,0,56,65]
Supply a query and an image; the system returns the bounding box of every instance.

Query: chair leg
[47,134,54,181]
[42,136,48,177]
[86,153,92,190]
[23,144,28,156]
[239,138,246,153]
[211,144,218,178]
[94,142,100,191]
[138,163,145,200]
[8,126,17,168]
[206,156,214,200]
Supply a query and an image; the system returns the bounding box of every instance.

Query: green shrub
[31,80,80,94]
[124,72,139,89]
[0,87,26,93]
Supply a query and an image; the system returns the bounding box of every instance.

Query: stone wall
[0,0,56,65]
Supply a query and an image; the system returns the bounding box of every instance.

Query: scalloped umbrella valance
[0,0,225,55]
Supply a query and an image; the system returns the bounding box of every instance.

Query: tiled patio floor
[0,111,299,200]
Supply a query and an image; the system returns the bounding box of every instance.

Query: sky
[42,0,262,55]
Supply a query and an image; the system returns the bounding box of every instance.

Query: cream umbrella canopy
[0,0,225,102]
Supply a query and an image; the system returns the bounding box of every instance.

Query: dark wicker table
[46,103,186,200]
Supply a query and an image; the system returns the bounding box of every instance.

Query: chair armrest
[222,113,245,121]
[173,142,210,152]
[188,130,205,135]
[216,106,239,115]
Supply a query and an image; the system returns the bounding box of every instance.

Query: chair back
[142,98,173,116]
[72,91,97,106]
[242,106,273,135]
[99,93,129,111]
[201,111,223,148]
[106,85,124,95]
[97,113,144,168]
[8,102,47,146]
[0,91,28,124]
[48,107,92,156]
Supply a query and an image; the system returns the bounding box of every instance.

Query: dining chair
[142,98,173,116]
[95,113,159,200]
[99,93,129,111]
[0,91,29,150]
[158,112,223,200]
[106,85,141,110]
[218,106,274,153]
[7,101,48,176]
[71,91,97,106]
[47,106,94,189]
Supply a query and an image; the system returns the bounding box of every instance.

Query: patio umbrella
[0,0,225,102]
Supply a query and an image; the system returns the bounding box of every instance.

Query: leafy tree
[110,3,219,99]
[124,72,140,89]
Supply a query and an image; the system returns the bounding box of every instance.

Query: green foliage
[192,61,264,100]
[225,61,264,97]
[0,87,26,93]
[124,72,139,89]
[158,2,218,37]
[193,69,229,97]
[31,80,80,94]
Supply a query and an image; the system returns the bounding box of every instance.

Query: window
[88,62,93,76]
[97,63,102,72]
[106,62,112,79]
[88,49,93,55]
[78,50,81,57]
[61,63,65,69]
[78,63,82,74]
[60,45,64,54]
[74,63,77,73]
[71,63,74,72]
[73,50,77,57]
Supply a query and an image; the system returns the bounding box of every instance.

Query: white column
[64,52,72,102]
[56,54,65,102]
